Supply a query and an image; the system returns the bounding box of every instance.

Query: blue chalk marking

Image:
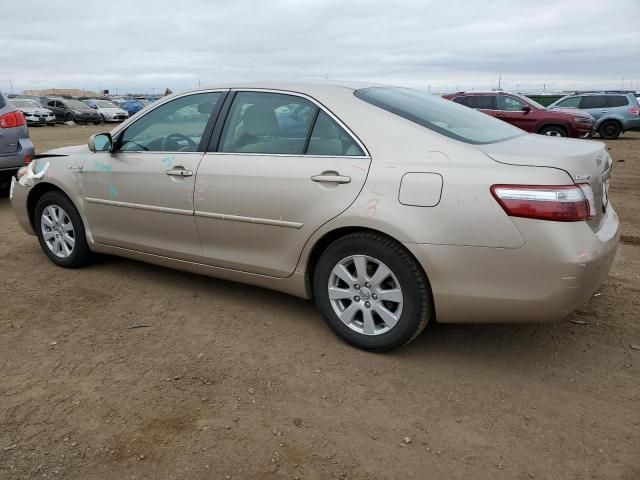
[109,185,119,198]
[161,156,175,167]
[94,160,112,172]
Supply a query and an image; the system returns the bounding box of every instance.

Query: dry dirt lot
[1,125,639,480]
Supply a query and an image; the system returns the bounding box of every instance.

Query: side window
[466,96,494,109]
[120,92,222,152]
[452,97,468,105]
[607,96,629,107]
[0,94,5,109]
[579,96,607,109]
[307,111,364,156]
[556,97,580,108]
[496,96,524,111]
[219,92,317,154]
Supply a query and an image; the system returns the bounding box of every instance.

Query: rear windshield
[354,87,525,144]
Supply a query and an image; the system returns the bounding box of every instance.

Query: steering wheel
[161,133,198,152]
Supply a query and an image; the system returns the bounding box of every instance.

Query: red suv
[442,91,595,138]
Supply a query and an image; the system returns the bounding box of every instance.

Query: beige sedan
[10,83,619,351]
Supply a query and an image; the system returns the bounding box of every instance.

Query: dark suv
[442,91,595,138]
[0,92,35,194]
[548,92,640,139]
[43,97,102,124]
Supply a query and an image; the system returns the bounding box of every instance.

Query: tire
[0,177,11,197]
[598,120,622,140]
[34,191,92,268]
[64,112,74,123]
[539,125,567,137]
[313,232,432,352]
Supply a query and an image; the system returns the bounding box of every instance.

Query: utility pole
[9,80,14,94]
[621,77,624,90]
[498,73,502,90]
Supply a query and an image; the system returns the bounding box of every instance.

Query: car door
[48,100,63,120]
[194,90,371,278]
[82,90,226,261]
[494,95,536,131]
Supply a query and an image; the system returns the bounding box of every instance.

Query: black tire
[64,112,74,123]
[34,191,92,268]
[539,125,567,137]
[313,232,432,352]
[598,120,622,140]
[0,177,11,197]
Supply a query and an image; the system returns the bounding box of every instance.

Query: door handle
[166,167,193,177]
[311,174,351,184]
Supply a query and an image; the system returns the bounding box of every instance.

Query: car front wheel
[539,125,567,137]
[35,191,92,268]
[313,232,432,352]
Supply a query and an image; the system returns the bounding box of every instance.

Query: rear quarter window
[607,96,629,107]
[0,94,6,109]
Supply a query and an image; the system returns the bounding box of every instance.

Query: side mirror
[88,133,113,152]
[522,105,532,113]
[91,105,98,109]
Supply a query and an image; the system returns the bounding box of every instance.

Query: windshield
[67,100,90,109]
[94,100,118,108]
[12,100,40,108]
[355,87,525,145]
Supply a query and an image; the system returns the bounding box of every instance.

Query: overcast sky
[2,0,639,95]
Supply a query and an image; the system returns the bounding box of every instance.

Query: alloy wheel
[41,204,75,258]
[328,255,404,336]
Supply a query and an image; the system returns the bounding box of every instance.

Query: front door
[495,95,536,131]
[194,91,371,277]
[82,91,226,260]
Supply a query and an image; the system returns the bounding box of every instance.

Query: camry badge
[574,174,591,181]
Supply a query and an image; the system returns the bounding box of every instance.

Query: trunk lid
[478,134,612,231]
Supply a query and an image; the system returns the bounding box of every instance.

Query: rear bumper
[623,118,640,131]
[405,206,619,323]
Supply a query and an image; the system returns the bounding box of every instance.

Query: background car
[548,92,640,139]
[0,91,34,194]
[120,99,148,116]
[42,98,102,124]
[9,99,56,126]
[10,83,618,352]
[84,99,129,122]
[443,91,595,138]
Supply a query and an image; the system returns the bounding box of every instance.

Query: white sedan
[84,99,129,122]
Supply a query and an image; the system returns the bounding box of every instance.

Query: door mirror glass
[89,133,112,152]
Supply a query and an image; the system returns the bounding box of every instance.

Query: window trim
[206,88,370,158]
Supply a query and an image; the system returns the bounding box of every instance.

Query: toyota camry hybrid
[10,83,619,351]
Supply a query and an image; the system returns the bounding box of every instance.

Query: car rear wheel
[64,112,74,123]
[539,125,567,137]
[598,120,622,140]
[313,232,431,352]
[35,191,92,268]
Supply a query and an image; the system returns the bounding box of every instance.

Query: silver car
[10,83,619,351]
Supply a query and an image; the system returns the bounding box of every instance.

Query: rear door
[0,94,19,154]
[194,90,371,277]
[461,95,497,117]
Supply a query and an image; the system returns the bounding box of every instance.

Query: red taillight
[0,111,26,128]
[491,184,594,222]
[629,107,640,117]
[23,154,33,165]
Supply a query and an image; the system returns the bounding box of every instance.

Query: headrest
[243,105,280,137]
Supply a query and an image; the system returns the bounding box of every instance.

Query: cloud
[1,0,639,94]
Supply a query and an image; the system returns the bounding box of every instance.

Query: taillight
[23,154,33,165]
[629,107,640,117]
[0,111,26,128]
[491,184,594,222]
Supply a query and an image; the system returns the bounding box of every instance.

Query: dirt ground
[1,125,638,480]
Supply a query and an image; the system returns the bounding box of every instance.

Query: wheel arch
[27,182,75,231]
[595,117,624,130]
[305,226,432,300]
[537,123,569,136]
